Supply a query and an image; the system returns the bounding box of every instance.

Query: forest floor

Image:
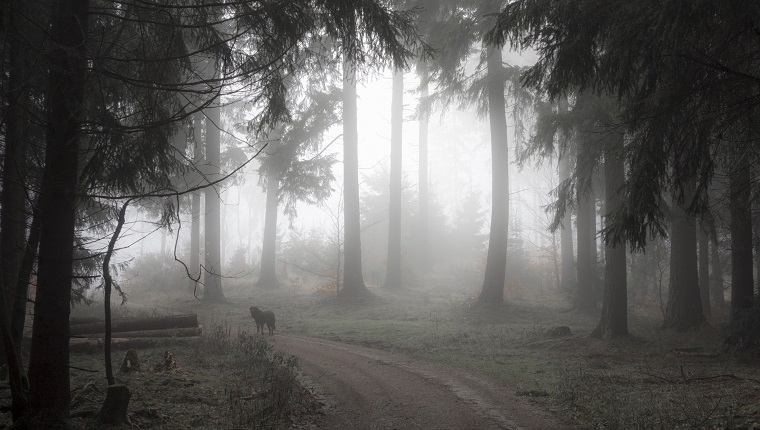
[2,279,759,429]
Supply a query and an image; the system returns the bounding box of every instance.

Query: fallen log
[70,316,103,325]
[69,337,198,354]
[69,314,198,335]
[75,326,202,339]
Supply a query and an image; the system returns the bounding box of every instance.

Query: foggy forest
[0,0,758,428]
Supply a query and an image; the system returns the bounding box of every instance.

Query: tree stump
[155,350,179,371]
[96,384,131,425]
[119,349,140,373]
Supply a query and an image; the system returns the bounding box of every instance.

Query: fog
[113,59,563,302]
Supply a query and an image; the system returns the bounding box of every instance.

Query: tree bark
[1,0,29,323]
[77,327,203,339]
[710,236,725,307]
[753,195,760,303]
[0,0,30,394]
[11,201,39,392]
[384,69,403,290]
[257,167,280,288]
[575,137,595,311]
[558,138,575,293]
[70,314,199,335]
[593,133,628,338]
[698,224,711,318]
[0,1,33,417]
[340,57,369,298]
[663,183,705,330]
[189,113,203,291]
[97,384,131,425]
[729,156,754,320]
[28,0,90,423]
[418,63,430,270]
[479,44,508,304]
[202,105,225,302]
[589,173,601,301]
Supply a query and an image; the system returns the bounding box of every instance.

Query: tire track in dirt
[273,334,574,430]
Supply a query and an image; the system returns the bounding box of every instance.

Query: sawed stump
[97,384,131,425]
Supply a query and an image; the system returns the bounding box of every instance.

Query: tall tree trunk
[729,156,754,320]
[552,232,561,290]
[160,228,167,260]
[28,0,90,423]
[597,193,606,288]
[201,105,225,302]
[11,200,39,399]
[590,171,601,301]
[12,198,39,324]
[418,63,430,270]
[575,137,595,311]
[340,57,369,298]
[710,236,725,307]
[559,152,575,293]
[1,0,31,413]
[753,195,760,301]
[663,183,705,330]
[479,44,508,304]
[257,168,280,288]
[385,69,403,289]
[576,190,594,310]
[698,223,711,318]
[593,134,628,338]
[189,113,203,291]
[2,5,29,321]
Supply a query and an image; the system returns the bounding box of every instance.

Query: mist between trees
[0,0,759,428]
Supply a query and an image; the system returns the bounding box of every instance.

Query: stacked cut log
[68,314,202,353]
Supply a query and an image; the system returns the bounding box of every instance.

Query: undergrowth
[203,320,308,429]
[555,361,759,429]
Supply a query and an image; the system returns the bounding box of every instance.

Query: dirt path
[273,334,574,430]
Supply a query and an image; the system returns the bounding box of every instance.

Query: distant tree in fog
[202,104,226,303]
[421,0,534,303]
[488,0,760,335]
[336,7,427,298]
[385,70,405,290]
[254,86,341,289]
[452,189,488,261]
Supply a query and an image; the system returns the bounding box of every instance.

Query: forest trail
[273,334,574,430]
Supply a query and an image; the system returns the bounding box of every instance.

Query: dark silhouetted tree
[593,132,628,338]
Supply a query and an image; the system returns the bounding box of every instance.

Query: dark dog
[249,306,276,335]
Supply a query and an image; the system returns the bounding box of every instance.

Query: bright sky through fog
[116,46,556,273]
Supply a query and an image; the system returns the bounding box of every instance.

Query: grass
[99,274,760,429]
[286,300,572,392]
[274,289,760,429]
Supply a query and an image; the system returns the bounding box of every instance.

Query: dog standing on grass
[249,306,276,335]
